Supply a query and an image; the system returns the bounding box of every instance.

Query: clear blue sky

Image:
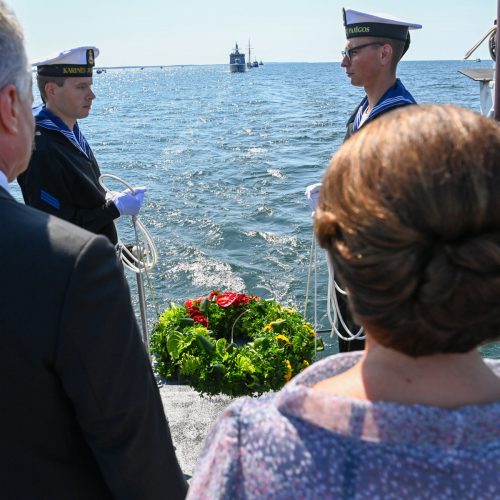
[13,0,497,66]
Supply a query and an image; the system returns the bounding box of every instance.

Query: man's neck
[45,104,76,130]
[364,75,397,112]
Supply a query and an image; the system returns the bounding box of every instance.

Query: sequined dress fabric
[188,352,500,499]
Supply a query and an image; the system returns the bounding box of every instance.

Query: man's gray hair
[0,1,31,98]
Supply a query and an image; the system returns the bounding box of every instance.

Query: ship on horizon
[246,40,262,68]
[229,42,246,73]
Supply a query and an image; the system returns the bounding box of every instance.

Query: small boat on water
[247,40,253,69]
[259,60,263,65]
[246,40,260,68]
[229,42,246,73]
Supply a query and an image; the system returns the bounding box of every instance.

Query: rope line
[304,223,365,342]
[99,174,160,347]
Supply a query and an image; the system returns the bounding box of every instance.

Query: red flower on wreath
[184,291,255,327]
[192,315,208,327]
[185,304,209,327]
[215,291,253,308]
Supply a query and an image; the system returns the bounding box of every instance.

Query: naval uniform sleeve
[21,146,119,233]
[54,234,188,499]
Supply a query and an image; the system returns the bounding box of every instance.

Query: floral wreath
[150,290,323,397]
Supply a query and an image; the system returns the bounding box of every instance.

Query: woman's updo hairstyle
[315,104,500,356]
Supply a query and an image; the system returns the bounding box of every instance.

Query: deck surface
[159,382,233,478]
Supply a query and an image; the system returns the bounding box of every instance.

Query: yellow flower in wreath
[284,360,293,382]
[303,323,315,336]
[276,334,291,346]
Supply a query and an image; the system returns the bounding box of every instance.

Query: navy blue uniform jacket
[18,126,120,244]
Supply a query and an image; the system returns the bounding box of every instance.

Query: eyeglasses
[341,42,384,61]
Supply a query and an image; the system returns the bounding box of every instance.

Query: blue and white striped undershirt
[353,78,416,132]
[34,105,91,159]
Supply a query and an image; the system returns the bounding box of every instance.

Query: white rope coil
[98,173,158,273]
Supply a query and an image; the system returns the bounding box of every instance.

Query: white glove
[112,187,147,216]
[305,183,322,212]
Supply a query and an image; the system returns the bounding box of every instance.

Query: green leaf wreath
[150,290,323,397]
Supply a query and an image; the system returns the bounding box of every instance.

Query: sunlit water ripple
[14,60,499,358]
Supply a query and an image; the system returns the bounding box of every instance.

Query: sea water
[14,60,499,358]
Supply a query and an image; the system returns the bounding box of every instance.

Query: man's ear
[0,84,20,134]
[44,81,59,99]
[380,44,393,67]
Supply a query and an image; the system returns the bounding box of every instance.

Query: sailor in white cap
[333,9,422,354]
[342,8,422,140]
[18,46,146,245]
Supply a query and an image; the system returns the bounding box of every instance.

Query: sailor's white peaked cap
[344,9,422,30]
[33,46,99,77]
[343,8,421,42]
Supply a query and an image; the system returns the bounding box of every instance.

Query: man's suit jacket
[0,188,187,499]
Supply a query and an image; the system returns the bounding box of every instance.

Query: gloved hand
[112,187,147,216]
[305,183,322,212]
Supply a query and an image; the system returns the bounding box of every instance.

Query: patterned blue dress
[188,352,500,499]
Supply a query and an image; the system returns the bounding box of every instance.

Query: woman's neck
[314,336,500,408]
